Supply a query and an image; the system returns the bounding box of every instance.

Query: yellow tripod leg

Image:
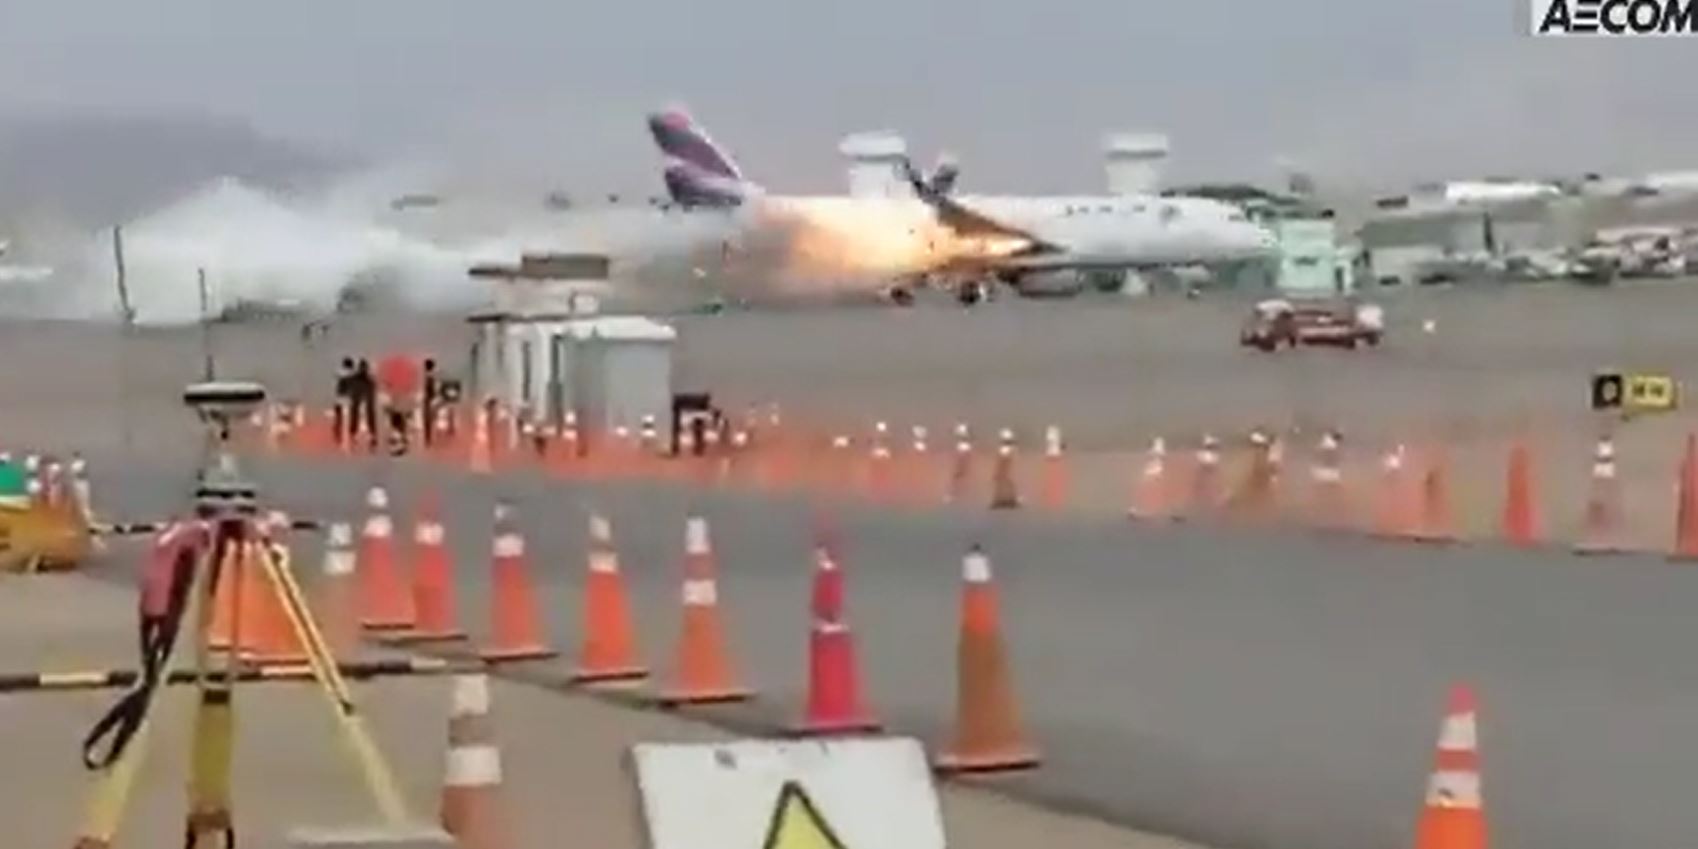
[70,531,219,849]
[69,720,154,849]
[183,538,244,848]
[183,686,236,848]
[257,540,411,825]
[182,537,242,848]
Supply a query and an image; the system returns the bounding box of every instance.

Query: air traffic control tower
[1103,133,1171,195]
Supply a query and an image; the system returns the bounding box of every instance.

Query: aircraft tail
[648,108,759,207]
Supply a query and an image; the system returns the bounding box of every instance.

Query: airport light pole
[113,226,135,452]
[198,268,215,380]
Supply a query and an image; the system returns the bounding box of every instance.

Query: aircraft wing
[930,195,1062,250]
[897,157,1063,253]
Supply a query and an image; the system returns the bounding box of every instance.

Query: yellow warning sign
[761,782,847,849]
[1625,373,1678,413]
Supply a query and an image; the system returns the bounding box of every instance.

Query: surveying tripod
[73,381,410,849]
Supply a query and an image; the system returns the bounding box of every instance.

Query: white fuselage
[738,192,1275,281]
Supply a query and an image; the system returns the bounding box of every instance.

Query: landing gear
[956,280,989,306]
[886,286,916,307]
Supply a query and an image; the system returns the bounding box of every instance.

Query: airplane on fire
[647,108,1279,304]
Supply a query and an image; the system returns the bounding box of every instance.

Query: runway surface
[15,281,1698,849]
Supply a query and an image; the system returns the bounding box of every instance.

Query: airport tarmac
[2,574,1193,849]
[9,280,1698,849]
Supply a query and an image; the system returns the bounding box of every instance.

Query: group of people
[332,355,451,455]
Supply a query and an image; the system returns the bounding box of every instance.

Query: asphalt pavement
[15,282,1698,849]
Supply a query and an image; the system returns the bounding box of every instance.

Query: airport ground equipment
[0,458,94,574]
[70,380,413,849]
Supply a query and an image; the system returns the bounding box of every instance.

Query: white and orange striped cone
[405,495,466,643]
[1412,684,1488,849]
[656,516,752,705]
[1128,437,1171,521]
[314,522,361,662]
[467,406,493,474]
[904,425,935,504]
[1226,428,1278,521]
[817,433,850,493]
[724,428,751,487]
[1184,435,1220,518]
[1037,425,1069,511]
[1373,444,1416,538]
[358,486,415,632]
[440,674,511,849]
[868,441,894,503]
[988,429,1021,510]
[794,541,880,735]
[1308,431,1351,529]
[947,423,974,505]
[573,514,648,684]
[638,414,662,477]
[935,546,1039,772]
[1575,434,1625,554]
[480,504,556,662]
[68,454,102,552]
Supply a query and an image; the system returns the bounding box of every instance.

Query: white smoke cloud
[0,170,742,325]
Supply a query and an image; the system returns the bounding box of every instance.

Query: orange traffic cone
[1308,430,1351,529]
[656,516,752,705]
[357,487,415,632]
[903,425,938,505]
[863,422,894,503]
[794,540,880,735]
[314,522,360,661]
[1500,440,1539,546]
[935,546,1039,773]
[206,535,258,655]
[467,406,493,475]
[440,674,511,849]
[1414,447,1458,543]
[405,494,465,642]
[1227,428,1278,521]
[245,532,309,667]
[946,423,975,505]
[1128,437,1173,521]
[480,504,556,662]
[1675,434,1698,559]
[1037,425,1069,511]
[988,429,1021,510]
[572,514,648,684]
[1412,684,1488,849]
[1373,444,1417,538]
[1575,434,1625,555]
[1186,434,1221,517]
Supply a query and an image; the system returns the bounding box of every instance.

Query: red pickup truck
[1240,299,1384,351]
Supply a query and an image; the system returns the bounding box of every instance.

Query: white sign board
[631,737,946,849]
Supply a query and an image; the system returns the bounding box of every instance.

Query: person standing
[378,352,421,457]
[421,358,440,448]
[333,358,356,448]
[350,359,378,452]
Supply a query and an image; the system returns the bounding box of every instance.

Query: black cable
[81,533,199,770]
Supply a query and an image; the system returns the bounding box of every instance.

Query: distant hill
[0,112,356,229]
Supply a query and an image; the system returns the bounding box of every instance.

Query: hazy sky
[1,0,1695,195]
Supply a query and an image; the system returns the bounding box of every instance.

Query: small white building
[467,254,679,442]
